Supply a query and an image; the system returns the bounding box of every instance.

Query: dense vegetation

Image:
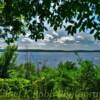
[0,46,100,100]
[0,0,100,44]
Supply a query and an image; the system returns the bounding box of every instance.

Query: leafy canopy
[0,0,100,44]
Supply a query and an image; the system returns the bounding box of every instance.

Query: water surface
[17,52,100,67]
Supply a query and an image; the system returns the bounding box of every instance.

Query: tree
[0,0,100,44]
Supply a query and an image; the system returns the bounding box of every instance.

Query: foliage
[16,63,36,80]
[0,78,30,97]
[57,61,78,91]
[77,60,97,91]
[0,45,17,78]
[0,0,100,44]
[58,61,77,70]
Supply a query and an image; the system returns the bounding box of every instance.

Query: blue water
[17,52,100,67]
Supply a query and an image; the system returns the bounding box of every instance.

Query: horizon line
[0,49,100,52]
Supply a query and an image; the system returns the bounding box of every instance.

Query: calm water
[17,52,100,67]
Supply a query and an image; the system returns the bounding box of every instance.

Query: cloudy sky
[17,29,100,50]
[0,29,100,50]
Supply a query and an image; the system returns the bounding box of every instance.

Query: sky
[0,29,100,50]
[17,29,100,50]
[0,1,100,51]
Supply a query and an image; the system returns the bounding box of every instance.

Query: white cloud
[54,36,75,44]
[44,34,54,42]
[47,30,59,37]
[20,37,33,43]
[0,29,100,50]
[76,35,84,40]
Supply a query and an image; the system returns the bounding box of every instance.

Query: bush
[58,61,77,70]
[16,63,36,80]
[0,78,30,97]
[78,60,97,91]
[0,45,17,78]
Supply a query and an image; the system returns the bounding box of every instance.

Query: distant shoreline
[0,49,100,52]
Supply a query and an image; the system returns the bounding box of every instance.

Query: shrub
[0,78,30,97]
[58,61,77,71]
[78,60,97,91]
[0,45,17,78]
[15,63,36,80]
